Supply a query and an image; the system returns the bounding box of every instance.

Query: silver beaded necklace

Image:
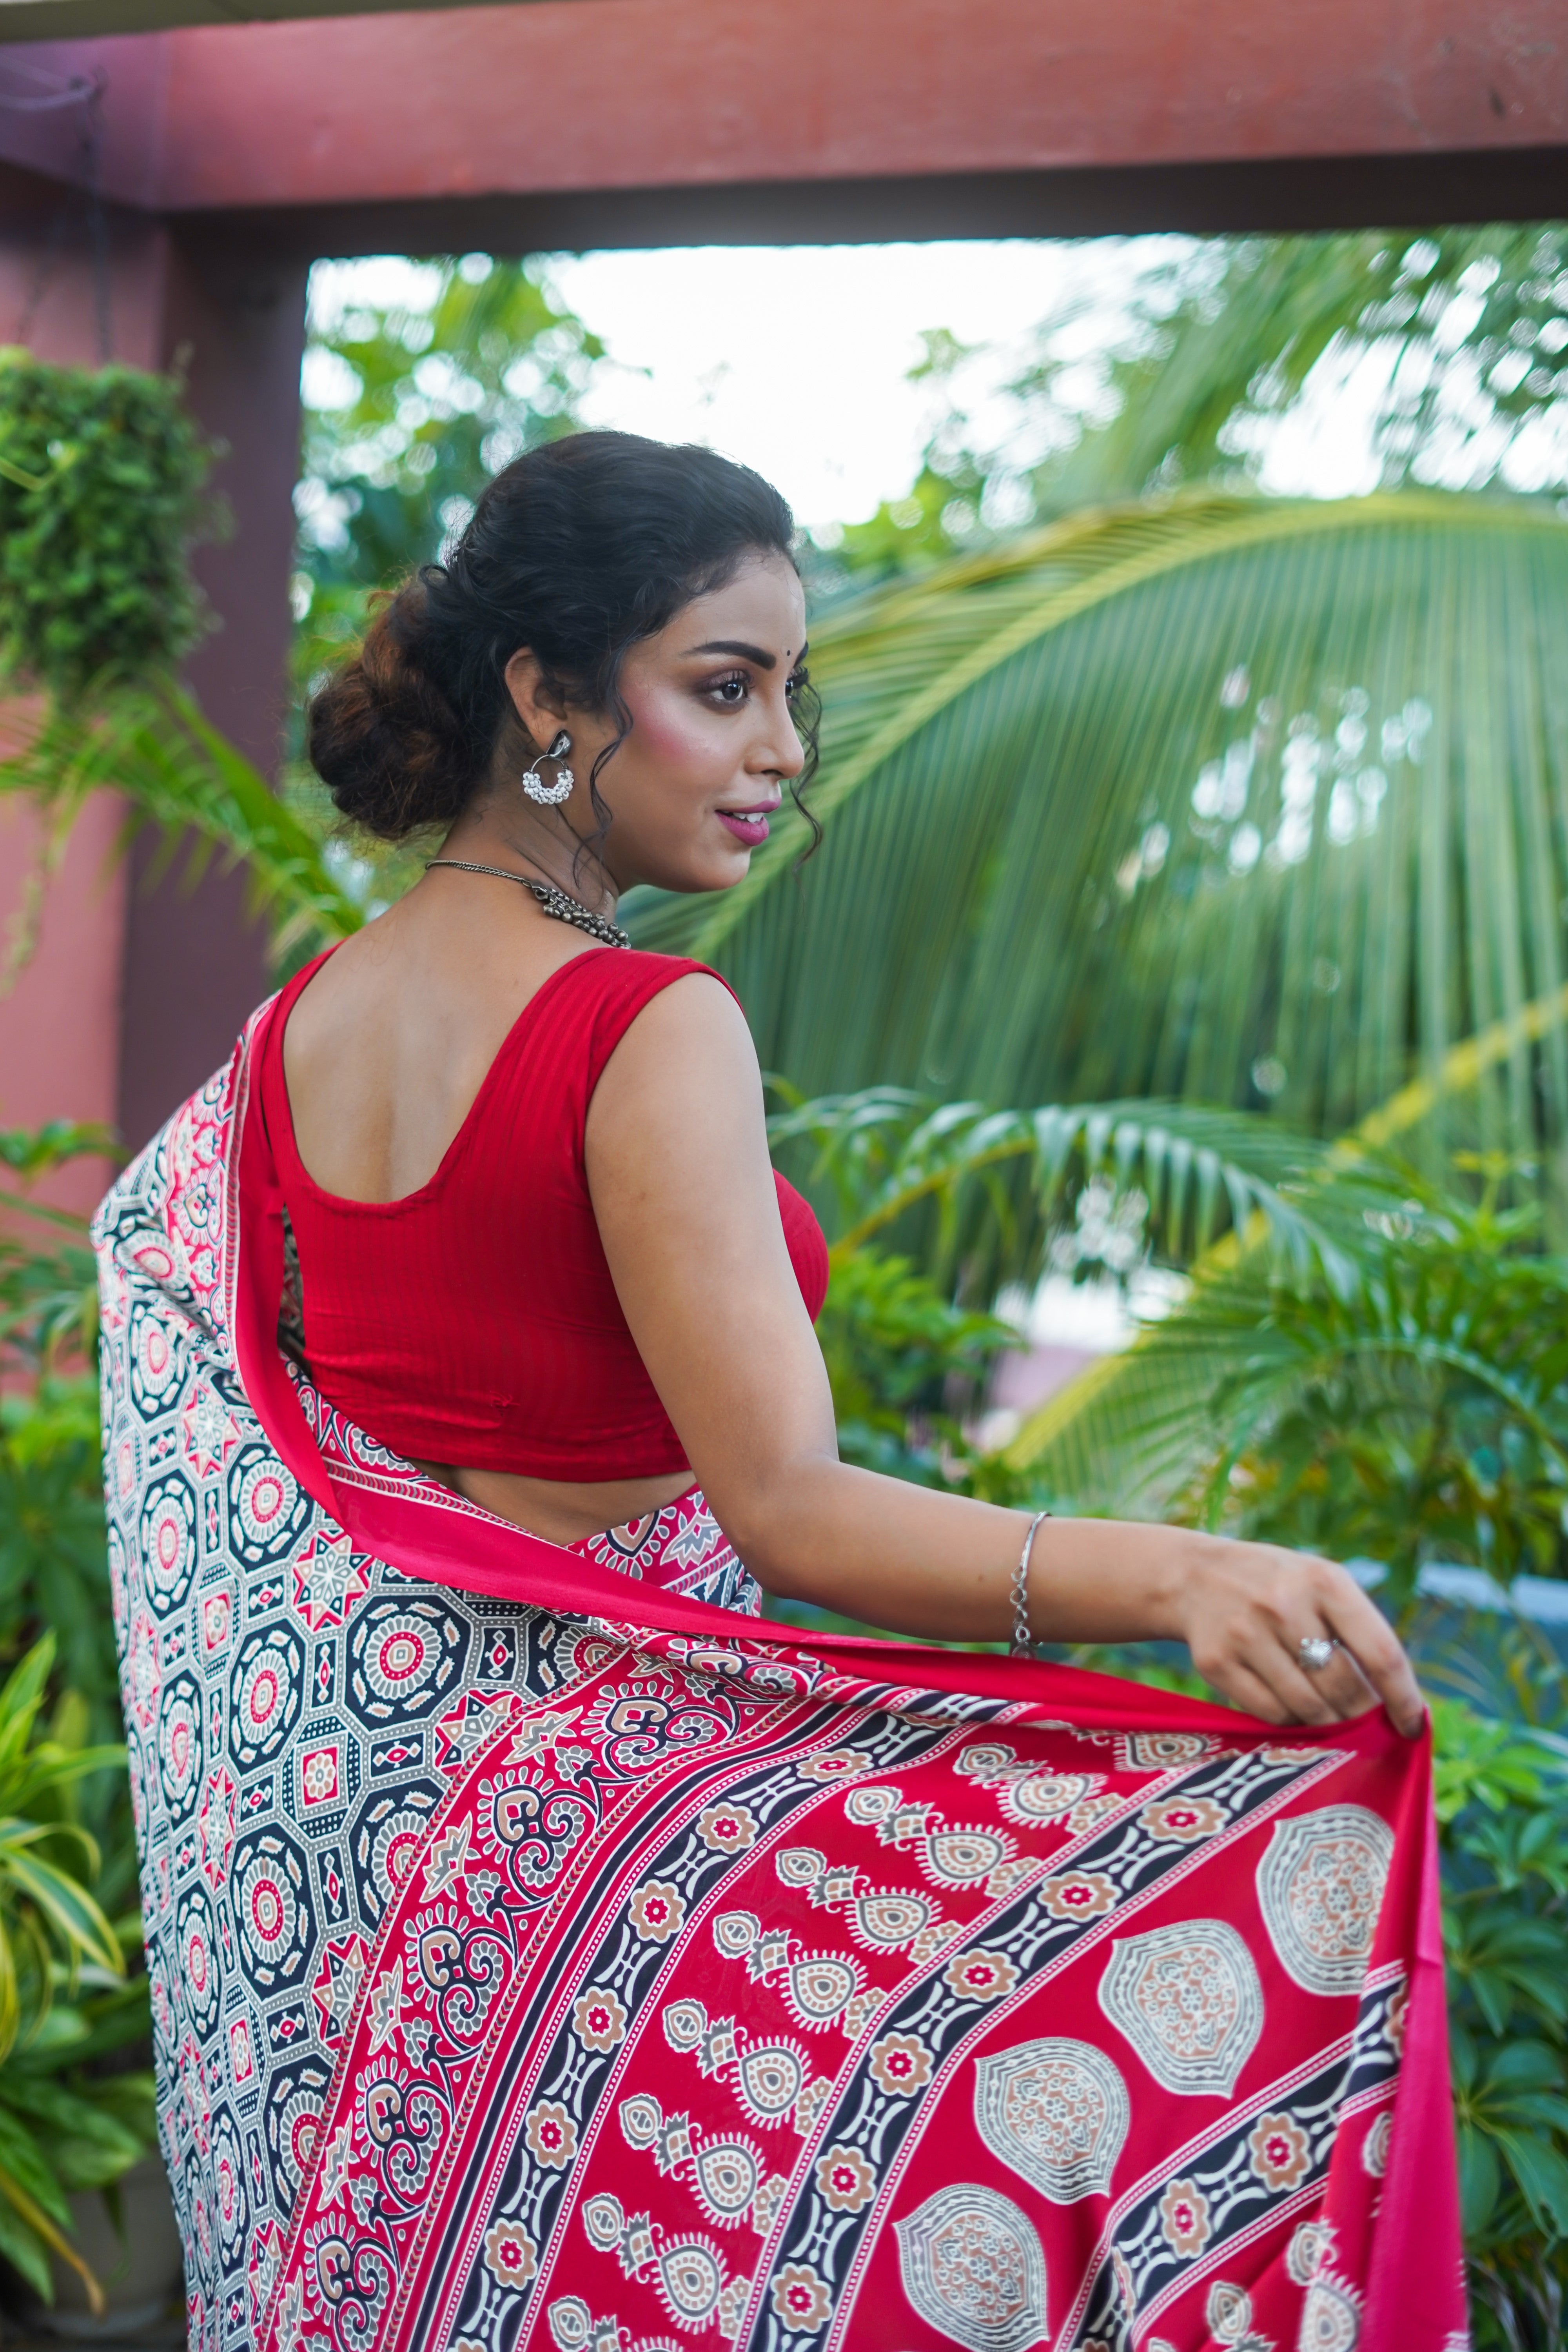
[425,859,631,949]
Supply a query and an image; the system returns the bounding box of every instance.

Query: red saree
[94,994,1468,2352]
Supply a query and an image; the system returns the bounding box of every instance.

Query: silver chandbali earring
[521,729,575,807]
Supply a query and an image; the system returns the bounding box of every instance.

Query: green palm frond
[768,1086,1349,1291]
[0,684,363,956]
[628,491,1568,1176]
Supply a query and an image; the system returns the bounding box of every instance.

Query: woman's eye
[786,668,809,700]
[708,674,749,706]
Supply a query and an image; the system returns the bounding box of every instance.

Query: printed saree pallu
[96,994,1468,2352]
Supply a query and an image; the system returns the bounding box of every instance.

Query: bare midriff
[451,1464,700,1547]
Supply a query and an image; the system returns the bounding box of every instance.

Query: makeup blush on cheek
[626,687,737,790]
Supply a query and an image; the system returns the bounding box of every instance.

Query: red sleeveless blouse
[258,946,829,1479]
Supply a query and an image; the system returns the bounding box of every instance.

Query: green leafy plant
[294,253,603,638]
[0,685,364,966]
[0,1635,151,2314]
[1012,1154,1568,1604]
[813,1244,1016,1486]
[1432,1695,1568,2345]
[768,1082,1345,1301]
[0,1135,155,2313]
[0,350,217,704]
[768,1084,1359,1500]
[0,1126,134,1907]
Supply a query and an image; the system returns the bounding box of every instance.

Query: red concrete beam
[10,0,1566,226]
[1,0,561,34]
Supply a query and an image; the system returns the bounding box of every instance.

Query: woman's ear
[503,648,568,750]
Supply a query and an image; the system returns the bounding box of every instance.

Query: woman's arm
[586,976,1424,1736]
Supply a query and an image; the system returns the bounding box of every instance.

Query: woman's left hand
[1147,1528,1425,1735]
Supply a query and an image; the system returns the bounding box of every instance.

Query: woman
[98,433,1461,2352]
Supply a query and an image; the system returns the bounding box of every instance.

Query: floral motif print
[1140,1795,1226,1842]
[1158,2176,1212,2258]
[868,2031,935,2098]
[524,2100,577,2169]
[572,1985,629,2052]
[1248,2109,1311,2193]
[944,1947,1019,2002]
[481,2221,536,2288]
[628,1879,686,1943]
[797,1749,869,1782]
[696,1801,757,1853]
[1037,1871,1118,1921]
[772,2261,833,2331]
[815,2144,876,2214]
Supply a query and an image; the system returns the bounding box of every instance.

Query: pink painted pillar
[0,158,307,1181]
[0,792,127,1217]
[0,163,163,1213]
[118,218,309,1150]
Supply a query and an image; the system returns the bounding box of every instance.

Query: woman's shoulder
[567,945,739,1057]
[574,945,738,1019]
[576,950,753,1106]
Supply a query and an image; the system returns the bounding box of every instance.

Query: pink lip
[717,810,771,845]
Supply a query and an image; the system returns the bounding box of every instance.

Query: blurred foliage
[819,223,1568,588]
[0,1126,133,1907]
[1434,1688,1568,2345]
[771,1081,1345,1498]
[0,350,218,704]
[1019,1153,1568,1616]
[0,1142,158,2310]
[281,253,608,911]
[0,685,363,972]
[294,254,602,604]
[0,1637,152,2313]
[813,1244,1016,1488]
[766,1082,1342,1304]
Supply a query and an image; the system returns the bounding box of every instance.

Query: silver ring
[1298,1635,1337,1672]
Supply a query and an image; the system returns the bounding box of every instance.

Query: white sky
[548,242,1149,530]
[307,241,1181,533]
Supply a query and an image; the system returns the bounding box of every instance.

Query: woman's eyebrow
[684,639,777,667]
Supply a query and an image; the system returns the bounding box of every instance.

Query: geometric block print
[1098,1919,1264,2096]
[973,2036,1129,2201]
[1256,1804,1395,1998]
[894,2182,1048,2352]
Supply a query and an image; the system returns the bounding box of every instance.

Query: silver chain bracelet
[1009,1510,1051,1655]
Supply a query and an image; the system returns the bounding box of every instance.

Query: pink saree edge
[1364,1733,1468,2349]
